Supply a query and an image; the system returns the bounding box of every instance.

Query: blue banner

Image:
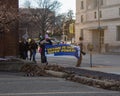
[45,44,80,58]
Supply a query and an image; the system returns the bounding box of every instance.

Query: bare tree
[30,0,61,37]
[24,0,31,8]
[53,14,64,36]
[0,1,18,34]
[53,12,71,36]
[66,10,75,42]
[0,1,19,57]
[67,10,74,21]
[58,10,75,41]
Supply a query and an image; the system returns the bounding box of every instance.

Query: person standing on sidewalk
[39,36,49,65]
[76,37,86,67]
[29,39,38,63]
[39,36,52,65]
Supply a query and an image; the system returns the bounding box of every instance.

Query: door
[92,29,104,52]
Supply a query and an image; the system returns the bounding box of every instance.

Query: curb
[43,69,120,91]
[66,75,120,91]
[45,70,69,78]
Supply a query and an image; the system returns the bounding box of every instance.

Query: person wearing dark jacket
[39,37,52,65]
[19,39,29,59]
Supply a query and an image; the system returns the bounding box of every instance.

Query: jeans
[30,49,36,62]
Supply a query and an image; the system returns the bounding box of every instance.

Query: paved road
[0,53,120,96]
[0,72,120,96]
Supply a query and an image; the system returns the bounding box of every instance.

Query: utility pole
[97,0,101,53]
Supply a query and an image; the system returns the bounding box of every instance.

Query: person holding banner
[39,37,47,64]
[76,37,85,67]
[39,36,52,65]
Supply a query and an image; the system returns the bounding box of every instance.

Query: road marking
[0,91,119,96]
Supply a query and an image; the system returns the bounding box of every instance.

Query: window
[117,26,120,41]
[100,11,102,18]
[119,8,120,16]
[94,12,97,18]
[81,1,84,9]
[97,0,104,7]
[100,31,104,44]
[100,0,104,6]
[94,0,98,8]
[98,11,102,19]
[81,15,83,23]
[80,29,84,38]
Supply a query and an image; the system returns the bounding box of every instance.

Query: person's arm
[40,40,47,44]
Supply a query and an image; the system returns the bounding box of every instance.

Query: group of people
[19,36,85,67]
[19,36,52,65]
[19,39,38,63]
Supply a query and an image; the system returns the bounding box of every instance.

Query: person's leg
[23,51,26,59]
[45,55,48,65]
[41,51,48,64]
[30,50,32,61]
[33,50,36,63]
[21,52,24,59]
[25,50,28,60]
[76,54,82,67]
[19,51,23,58]
[41,52,46,63]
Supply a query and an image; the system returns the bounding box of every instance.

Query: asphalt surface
[0,53,120,96]
[0,72,120,96]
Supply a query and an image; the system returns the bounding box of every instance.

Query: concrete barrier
[0,58,35,71]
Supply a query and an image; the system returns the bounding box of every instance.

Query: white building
[75,0,120,53]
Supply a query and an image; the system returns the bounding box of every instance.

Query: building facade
[75,0,120,53]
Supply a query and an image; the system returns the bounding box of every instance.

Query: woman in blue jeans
[29,39,38,63]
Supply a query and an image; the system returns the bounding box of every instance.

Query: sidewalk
[81,54,120,75]
[45,53,120,75]
[81,67,120,75]
[40,53,120,75]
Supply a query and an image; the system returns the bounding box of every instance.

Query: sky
[19,0,76,15]
[58,0,76,14]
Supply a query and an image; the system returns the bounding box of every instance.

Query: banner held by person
[45,44,80,59]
